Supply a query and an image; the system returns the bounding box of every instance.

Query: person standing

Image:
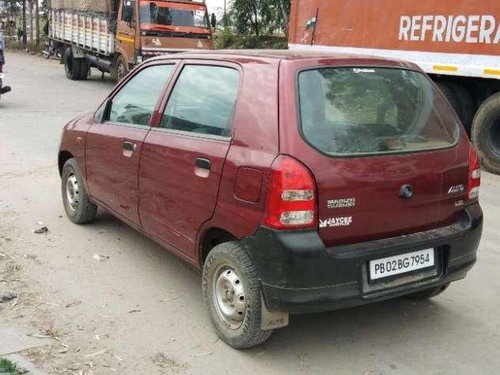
[0,29,5,73]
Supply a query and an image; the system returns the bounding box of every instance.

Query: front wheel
[202,242,273,349]
[61,158,97,224]
[112,55,128,82]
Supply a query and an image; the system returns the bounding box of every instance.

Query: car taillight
[468,145,481,201]
[263,155,317,229]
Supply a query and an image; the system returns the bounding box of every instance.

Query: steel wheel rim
[212,265,247,329]
[117,61,126,81]
[65,173,79,212]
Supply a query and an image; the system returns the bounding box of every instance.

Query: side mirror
[123,1,134,23]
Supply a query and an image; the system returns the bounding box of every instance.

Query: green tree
[230,0,291,37]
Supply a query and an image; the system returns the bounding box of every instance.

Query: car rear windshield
[297,67,460,156]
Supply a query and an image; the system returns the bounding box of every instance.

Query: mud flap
[260,295,289,330]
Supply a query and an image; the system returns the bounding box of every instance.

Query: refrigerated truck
[289,0,500,174]
[49,0,212,81]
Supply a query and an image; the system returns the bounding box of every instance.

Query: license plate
[369,249,435,281]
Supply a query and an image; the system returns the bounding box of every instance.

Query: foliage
[0,358,17,374]
[214,28,287,50]
[215,28,237,49]
[229,0,291,37]
[3,0,22,16]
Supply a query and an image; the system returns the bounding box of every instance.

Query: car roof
[149,49,420,70]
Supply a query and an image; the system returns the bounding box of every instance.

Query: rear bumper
[241,204,483,314]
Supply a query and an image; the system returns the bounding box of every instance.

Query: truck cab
[117,0,212,77]
[49,0,212,82]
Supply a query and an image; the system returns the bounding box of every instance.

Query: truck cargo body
[49,0,212,81]
[289,0,500,174]
[50,10,115,55]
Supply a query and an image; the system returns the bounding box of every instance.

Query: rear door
[139,61,241,257]
[282,62,469,247]
[86,63,175,224]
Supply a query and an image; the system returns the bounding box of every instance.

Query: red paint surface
[59,51,473,267]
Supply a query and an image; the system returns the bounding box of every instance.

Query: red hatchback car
[59,51,483,348]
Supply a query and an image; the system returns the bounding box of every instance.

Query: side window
[160,65,239,137]
[106,64,174,126]
[122,0,135,22]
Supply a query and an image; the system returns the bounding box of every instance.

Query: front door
[139,62,241,257]
[86,63,175,224]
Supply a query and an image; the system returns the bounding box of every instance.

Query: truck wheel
[406,283,449,300]
[78,59,90,80]
[112,56,128,82]
[449,82,475,134]
[471,92,500,174]
[436,81,467,128]
[64,48,81,81]
[61,158,97,224]
[202,242,273,349]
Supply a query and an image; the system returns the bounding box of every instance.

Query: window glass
[298,67,460,156]
[161,65,239,137]
[122,0,135,21]
[107,64,174,126]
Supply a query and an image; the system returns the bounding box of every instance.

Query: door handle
[195,157,211,170]
[123,141,136,152]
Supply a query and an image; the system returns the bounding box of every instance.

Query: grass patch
[214,29,288,50]
[0,358,17,374]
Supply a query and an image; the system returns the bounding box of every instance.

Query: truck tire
[436,81,468,129]
[471,92,500,174]
[64,48,81,81]
[202,242,273,349]
[78,59,90,80]
[449,82,475,134]
[111,55,128,82]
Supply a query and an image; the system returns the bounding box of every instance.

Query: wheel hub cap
[213,266,247,329]
[66,174,79,212]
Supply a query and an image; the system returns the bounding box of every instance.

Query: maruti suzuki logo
[399,184,414,199]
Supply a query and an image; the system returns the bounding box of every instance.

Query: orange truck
[49,0,212,81]
[289,0,500,174]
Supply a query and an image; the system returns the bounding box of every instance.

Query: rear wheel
[436,81,469,129]
[78,58,90,80]
[202,242,273,349]
[64,48,81,81]
[449,82,475,134]
[406,283,449,300]
[471,92,500,174]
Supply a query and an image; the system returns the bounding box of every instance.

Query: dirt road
[1,52,500,374]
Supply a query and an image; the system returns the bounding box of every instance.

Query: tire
[471,92,500,174]
[64,47,81,81]
[61,158,97,224]
[436,81,467,127]
[111,55,128,82]
[78,58,90,80]
[202,242,273,349]
[449,82,475,135]
[406,283,450,300]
